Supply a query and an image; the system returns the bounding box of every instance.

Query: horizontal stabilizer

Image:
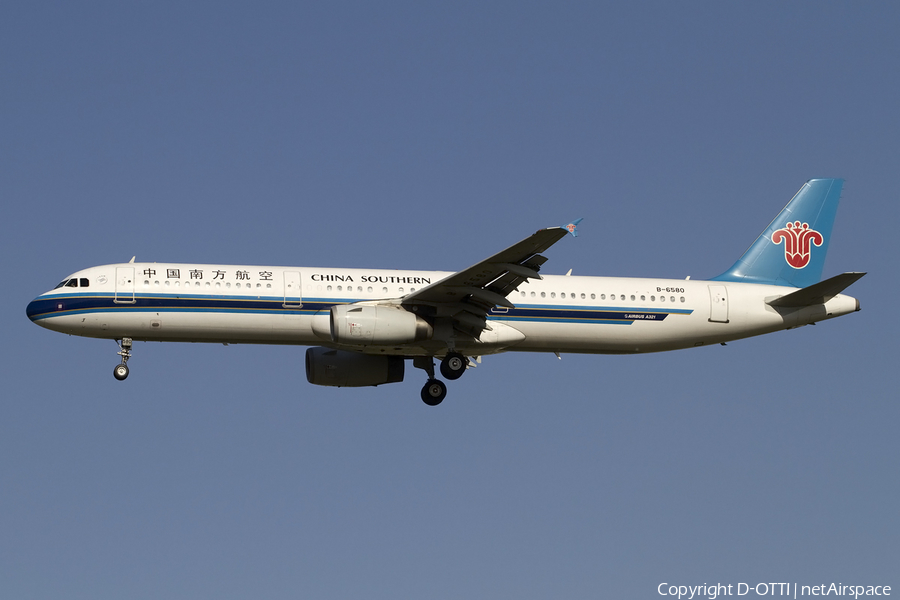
[767,272,866,307]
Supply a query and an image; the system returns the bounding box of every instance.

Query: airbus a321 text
[28,179,863,405]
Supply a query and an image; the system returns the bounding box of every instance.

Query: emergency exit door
[283,271,303,308]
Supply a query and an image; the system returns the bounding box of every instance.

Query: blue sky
[2,3,897,598]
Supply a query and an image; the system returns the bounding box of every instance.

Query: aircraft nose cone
[26,297,44,322]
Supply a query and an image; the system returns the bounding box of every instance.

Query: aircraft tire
[421,379,446,406]
[440,353,466,380]
[113,364,129,381]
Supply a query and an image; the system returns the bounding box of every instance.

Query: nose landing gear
[113,337,132,381]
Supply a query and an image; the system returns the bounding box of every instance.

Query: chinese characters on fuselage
[142,268,275,281]
[137,269,430,285]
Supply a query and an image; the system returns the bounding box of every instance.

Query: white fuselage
[27,262,860,357]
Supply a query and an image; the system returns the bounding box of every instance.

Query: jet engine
[305,347,405,387]
[328,305,432,345]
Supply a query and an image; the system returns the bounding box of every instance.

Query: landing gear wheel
[440,352,467,380]
[114,337,133,381]
[421,379,447,406]
[113,363,129,381]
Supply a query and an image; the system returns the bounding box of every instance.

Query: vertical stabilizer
[712,179,843,288]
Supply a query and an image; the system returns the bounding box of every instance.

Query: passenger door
[708,285,729,323]
[115,267,135,304]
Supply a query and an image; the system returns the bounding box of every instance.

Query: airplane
[27,179,864,406]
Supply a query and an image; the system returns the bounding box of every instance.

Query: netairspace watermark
[658,583,891,599]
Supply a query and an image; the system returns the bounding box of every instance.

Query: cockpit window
[54,279,82,288]
[79,278,89,287]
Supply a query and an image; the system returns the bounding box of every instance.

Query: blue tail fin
[712,179,843,288]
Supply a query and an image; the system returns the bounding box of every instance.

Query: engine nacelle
[329,305,432,346]
[305,347,405,387]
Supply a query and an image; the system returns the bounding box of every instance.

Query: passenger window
[591,293,596,300]
[671,296,675,303]
[630,295,635,301]
[680,296,686,303]
[620,294,625,301]
[651,295,656,301]
[79,278,89,287]
[641,295,645,301]
[550,292,556,298]
[541,292,546,298]
[367,286,373,293]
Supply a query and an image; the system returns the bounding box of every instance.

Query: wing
[400,220,581,336]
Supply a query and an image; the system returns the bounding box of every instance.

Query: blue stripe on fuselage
[27,293,694,325]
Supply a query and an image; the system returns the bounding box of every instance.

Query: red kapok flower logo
[771,221,824,269]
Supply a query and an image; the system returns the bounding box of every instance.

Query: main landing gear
[439,352,467,380]
[421,379,447,406]
[113,337,132,381]
[415,353,469,406]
